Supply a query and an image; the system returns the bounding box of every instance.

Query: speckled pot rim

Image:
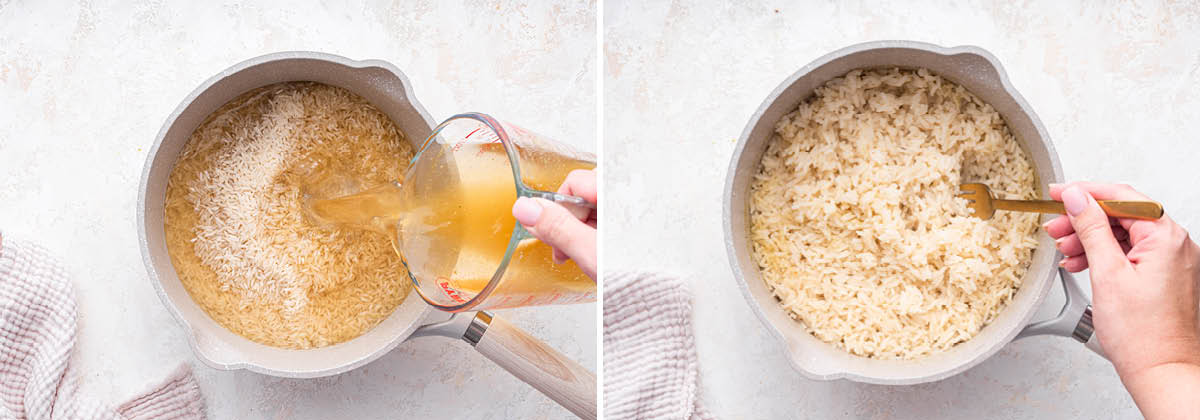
[137,51,442,377]
[723,40,1070,384]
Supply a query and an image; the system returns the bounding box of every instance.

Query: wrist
[1120,359,1200,419]
[1118,336,1200,385]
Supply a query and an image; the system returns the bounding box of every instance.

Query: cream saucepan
[723,41,1103,385]
[138,52,594,418]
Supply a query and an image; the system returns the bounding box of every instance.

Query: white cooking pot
[723,41,1103,385]
[138,52,595,418]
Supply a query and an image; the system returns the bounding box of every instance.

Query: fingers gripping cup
[397,113,596,312]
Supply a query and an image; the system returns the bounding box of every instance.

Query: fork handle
[993,200,1163,220]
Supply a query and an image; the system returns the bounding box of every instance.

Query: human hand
[511,169,597,280]
[1044,182,1200,417]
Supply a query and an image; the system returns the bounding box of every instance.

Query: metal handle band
[1072,305,1095,343]
[463,311,493,346]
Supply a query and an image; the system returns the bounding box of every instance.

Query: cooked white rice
[749,68,1040,360]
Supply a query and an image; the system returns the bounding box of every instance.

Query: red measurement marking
[519,295,535,306]
[438,278,467,303]
[464,127,483,140]
[507,123,529,137]
[476,136,503,157]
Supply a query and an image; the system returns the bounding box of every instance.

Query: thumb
[1061,185,1129,275]
[512,197,595,265]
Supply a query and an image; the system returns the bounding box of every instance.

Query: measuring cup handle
[464,312,596,419]
[525,189,596,210]
[1017,267,1108,359]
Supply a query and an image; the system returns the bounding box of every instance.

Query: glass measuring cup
[396,113,596,312]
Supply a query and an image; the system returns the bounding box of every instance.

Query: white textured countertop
[0,1,595,419]
[604,1,1200,419]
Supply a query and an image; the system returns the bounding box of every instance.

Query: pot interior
[140,53,436,377]
[726,42,1063,384]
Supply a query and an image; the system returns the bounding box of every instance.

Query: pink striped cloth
[0,232,206,419]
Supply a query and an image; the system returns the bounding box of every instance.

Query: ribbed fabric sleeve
[0,236,76,419]
[0,232,206,420]
[603,271,712,420]
[116,366,205,420]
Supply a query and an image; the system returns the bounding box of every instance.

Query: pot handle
[1017,267,1106,359]
[464,312,596,420]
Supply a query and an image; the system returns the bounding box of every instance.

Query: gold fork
[957,183,1163,220]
